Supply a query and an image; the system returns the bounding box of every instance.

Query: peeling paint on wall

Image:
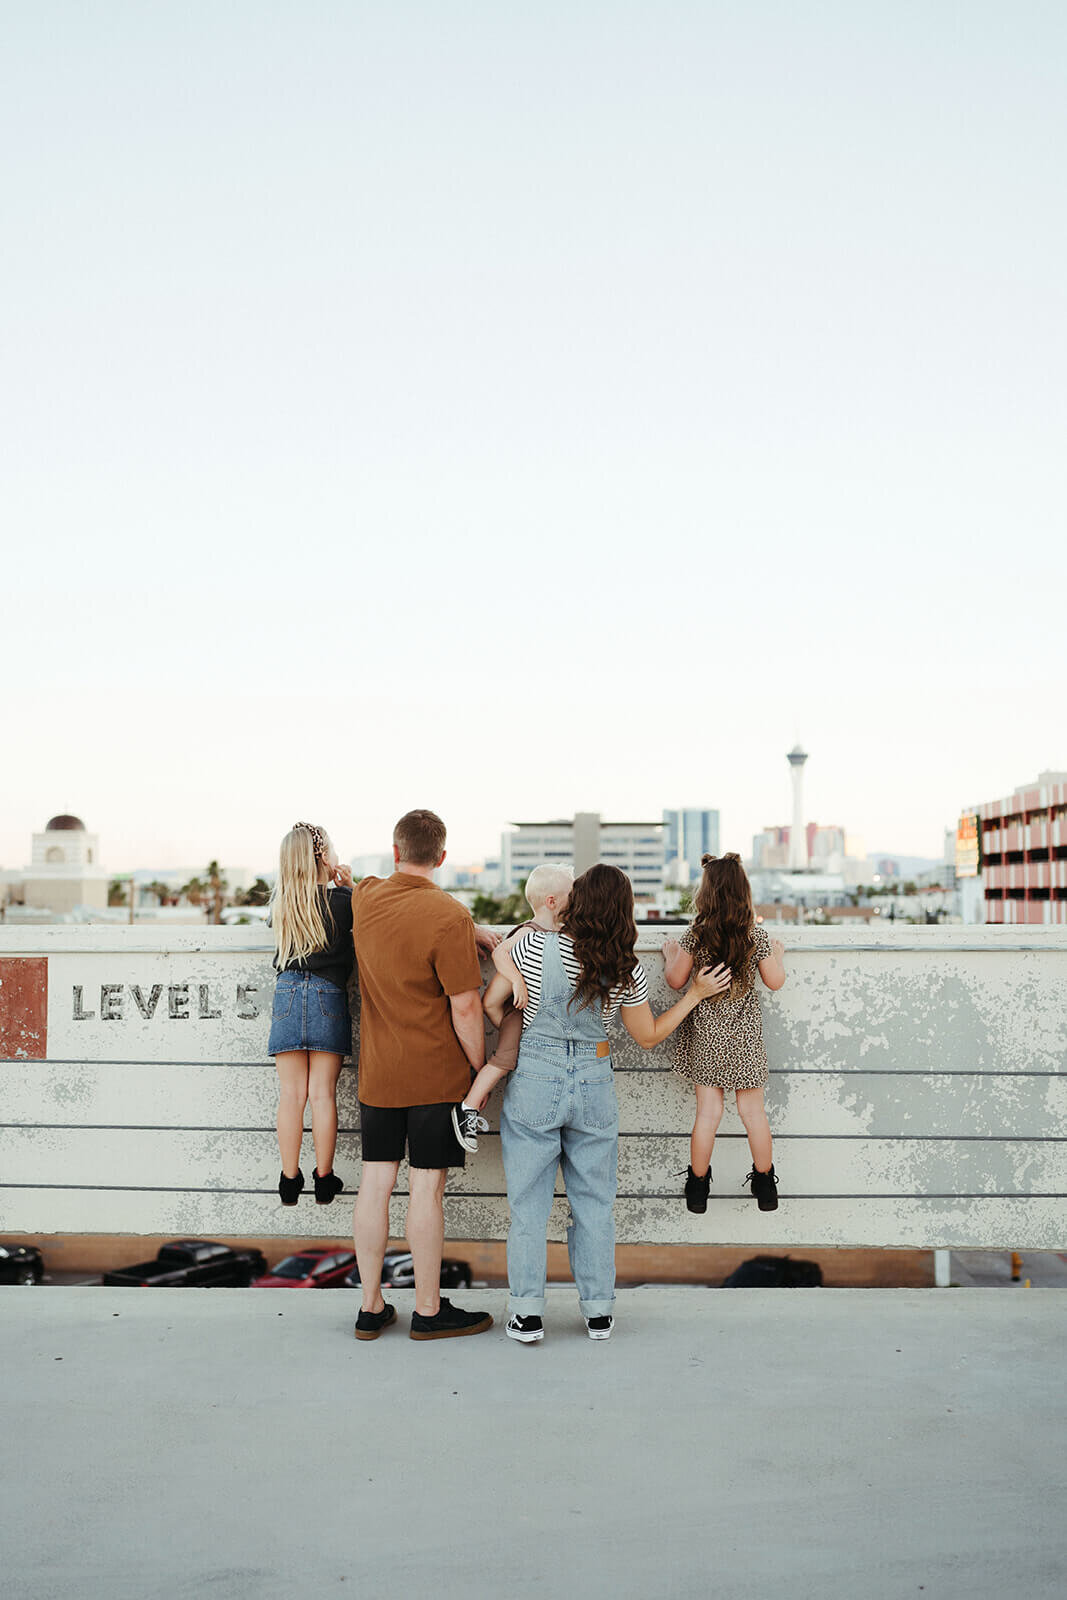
[0,958,47,1059]
[1,926,1065,1247]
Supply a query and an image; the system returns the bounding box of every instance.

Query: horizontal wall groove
[2,1184,1065,1201]
[2,1125,1065,1143]
[7,1062,1064,1079]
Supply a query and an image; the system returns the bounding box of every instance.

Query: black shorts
[359,1101,466,1169]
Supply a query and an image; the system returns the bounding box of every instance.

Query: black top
[273,885,354,994]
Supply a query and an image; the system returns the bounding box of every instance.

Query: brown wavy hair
[690,853,756,997]
[560,864,638,1015]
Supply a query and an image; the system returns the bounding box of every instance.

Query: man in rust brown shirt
[351,809,495,1342]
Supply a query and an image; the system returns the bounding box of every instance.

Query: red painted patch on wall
[0,957,48,1059]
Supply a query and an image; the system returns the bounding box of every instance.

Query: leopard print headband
[293,821,328,861]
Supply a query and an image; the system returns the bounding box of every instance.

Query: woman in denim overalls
[498,865,728,1342]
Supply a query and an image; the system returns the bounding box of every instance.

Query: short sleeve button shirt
[352,873,483,1107]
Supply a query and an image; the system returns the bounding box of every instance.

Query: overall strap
[530,932,609,1043]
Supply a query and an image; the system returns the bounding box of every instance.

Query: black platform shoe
[313,1168,344,1205]
[684,1165,711,1213]
[279,1169,305,1206]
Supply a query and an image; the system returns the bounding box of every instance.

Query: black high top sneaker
[745,1165,779,1212]
[684,1165,711,1214]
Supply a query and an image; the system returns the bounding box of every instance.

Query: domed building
[1,815,109,914]
[32,815,99,870]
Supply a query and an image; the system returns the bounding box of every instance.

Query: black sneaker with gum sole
[354,1303,397,1341]
[409,1298,494,1341]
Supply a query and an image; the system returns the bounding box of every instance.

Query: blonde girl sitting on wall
[268,822,353,1206]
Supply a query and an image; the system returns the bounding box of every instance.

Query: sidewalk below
[950,1248,1067,1287]
[3,1286,1065,1600]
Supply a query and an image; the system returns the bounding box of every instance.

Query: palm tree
[235,877,271,907]
[204,860,229,925]
[107,878,128,907]
[180,876,206,909]
[146,881,172,906]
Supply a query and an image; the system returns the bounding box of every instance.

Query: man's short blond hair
[524,862,574,910]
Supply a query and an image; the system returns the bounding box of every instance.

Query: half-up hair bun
[700,853,717,869]
[293,821,328,861]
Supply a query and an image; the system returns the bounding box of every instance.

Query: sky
[2,2,1064,874]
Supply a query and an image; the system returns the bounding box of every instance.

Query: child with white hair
[451,862,574,1153]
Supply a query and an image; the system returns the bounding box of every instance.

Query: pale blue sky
[3,3,1064,871]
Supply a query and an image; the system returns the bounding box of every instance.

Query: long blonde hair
[271,824,334,967]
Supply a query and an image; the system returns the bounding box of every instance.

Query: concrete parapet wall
[1,925,1065,1248]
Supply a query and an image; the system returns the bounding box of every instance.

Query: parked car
[101,1240,268,1288]
[0,1242,44,1286]
[253,1249,358,1288]
[343,1249,472,1290]
[721,1255,823,1288]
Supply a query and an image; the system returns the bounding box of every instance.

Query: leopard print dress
[671,922,772,1090]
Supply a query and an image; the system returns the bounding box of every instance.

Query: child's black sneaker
[451,1103,489,1153]
[278,1168,304,1206]
[684,1164,711,1213]
[585,1315,614,1340]
[506,1313,544,1344]
[745,1164,779,1211]
[313,1168,344,1204]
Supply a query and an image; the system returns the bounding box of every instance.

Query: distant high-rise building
[662,808,720,883]
[809,825,846,867]
[754,820,850,873]
[752,826,790,870]
[501,814,665,899]
[960,770,1067,925]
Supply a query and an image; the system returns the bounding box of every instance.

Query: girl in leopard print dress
[663,853,787,1212]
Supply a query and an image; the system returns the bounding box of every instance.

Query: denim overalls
[500,932,618,1318]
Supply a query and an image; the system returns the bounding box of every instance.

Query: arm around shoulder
[621,963,731,1049]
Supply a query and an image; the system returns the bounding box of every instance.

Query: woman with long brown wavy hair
[663,853,786,1214]
[492,863,729,1344]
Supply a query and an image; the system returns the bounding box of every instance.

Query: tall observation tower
[787,745,809,870]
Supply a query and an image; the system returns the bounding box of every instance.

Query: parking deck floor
[3,1285,1065,1600]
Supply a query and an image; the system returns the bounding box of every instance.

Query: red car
[253,1248,357,1288]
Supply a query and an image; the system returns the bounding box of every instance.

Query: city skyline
[3,778,951,879]
[3,5,1063,874]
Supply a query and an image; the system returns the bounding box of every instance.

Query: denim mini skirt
[268,971,351,1057]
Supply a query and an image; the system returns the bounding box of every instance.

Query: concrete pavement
[2,1285,1065,1600]
[950,1249,1067,1287]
